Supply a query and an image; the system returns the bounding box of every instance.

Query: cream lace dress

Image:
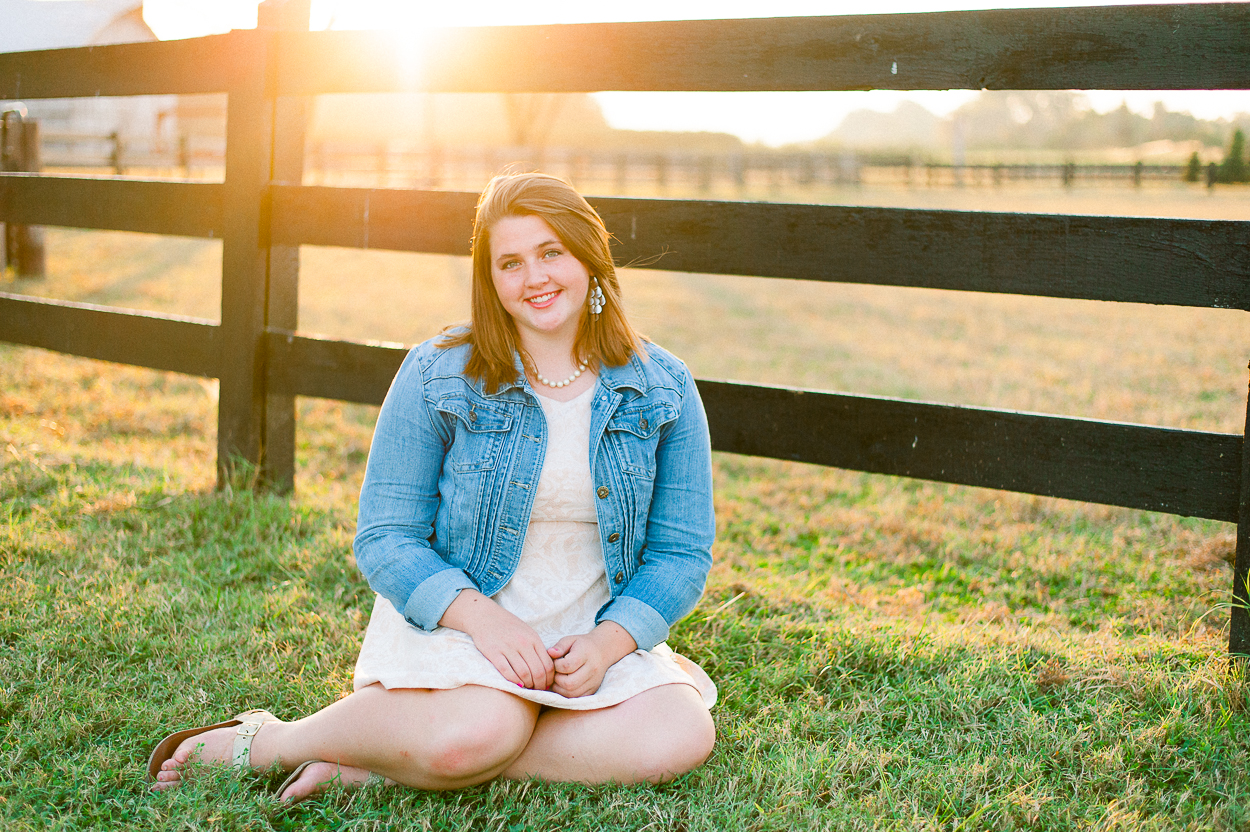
[353,384,716,711]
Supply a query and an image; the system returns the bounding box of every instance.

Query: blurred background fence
[33,132,1200,191]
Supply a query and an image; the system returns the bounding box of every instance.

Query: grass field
[1,182,1248,829]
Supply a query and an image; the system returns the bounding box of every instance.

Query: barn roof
[0,0,154,54]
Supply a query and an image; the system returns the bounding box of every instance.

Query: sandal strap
[230,710,274,770]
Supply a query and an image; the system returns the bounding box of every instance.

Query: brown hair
[439,172,642,392]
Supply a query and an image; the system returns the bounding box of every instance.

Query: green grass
[1,345,1246,831]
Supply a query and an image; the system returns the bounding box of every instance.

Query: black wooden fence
[1,5,1247,654]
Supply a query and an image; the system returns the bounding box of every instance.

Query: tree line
[1184,128,1247,183]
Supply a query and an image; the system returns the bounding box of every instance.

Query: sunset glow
[140,0,1250,146]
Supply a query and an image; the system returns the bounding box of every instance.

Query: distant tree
[1184,151,1202,182]
[1218,128,1248,183]
[1149,102,1224,147]
[500,94,566,152]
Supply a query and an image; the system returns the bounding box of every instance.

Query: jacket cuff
[402,568,478,631]
[597,596,670,652]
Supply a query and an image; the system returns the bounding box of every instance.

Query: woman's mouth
[527,291,558,307]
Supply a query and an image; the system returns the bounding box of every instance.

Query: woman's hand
[439,590,554,691]
[547,621,637,698]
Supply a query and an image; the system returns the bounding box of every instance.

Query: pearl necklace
[532,361,588,389]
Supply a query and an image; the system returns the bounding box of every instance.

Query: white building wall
[2,2,177,157]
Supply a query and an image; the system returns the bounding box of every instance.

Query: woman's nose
[522,259,547,285]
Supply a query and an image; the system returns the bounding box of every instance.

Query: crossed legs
[152,681,714,799]
[503,683,714,784]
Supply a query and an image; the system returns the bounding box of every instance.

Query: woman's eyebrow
[494,239,563,260]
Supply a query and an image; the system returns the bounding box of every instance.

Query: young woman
[148,172,717,801]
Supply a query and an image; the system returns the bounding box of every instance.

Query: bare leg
[280,683,715,798]
[501,683,715,785]
[153,684,540,794]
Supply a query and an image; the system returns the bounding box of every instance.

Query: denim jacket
[353,335,715,652]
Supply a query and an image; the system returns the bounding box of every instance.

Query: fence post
[614,153,629,193]
[697,155,713,193]
[259,0,311,494]
[109,131,124,175]
[1231,361,1250,659]
[797,153,814,186]
[427,145,443,188]
[1,112,13,274]
[311,141,324,184]
[1,113,45,278]
[375,141,388,187]
[216,28,277,488]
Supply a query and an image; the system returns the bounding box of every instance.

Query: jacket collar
[598,352,648,393]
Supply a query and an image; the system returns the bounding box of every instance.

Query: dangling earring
[588,276,606,318]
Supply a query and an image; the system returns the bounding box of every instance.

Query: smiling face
[489,214,591,349]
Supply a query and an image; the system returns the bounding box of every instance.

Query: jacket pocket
[605,400,677,477]
[434,397,514,472]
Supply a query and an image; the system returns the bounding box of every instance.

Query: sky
[142,0,1250,146]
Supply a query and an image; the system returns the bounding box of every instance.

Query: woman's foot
[277,761,380,803]
[150,711,281,790]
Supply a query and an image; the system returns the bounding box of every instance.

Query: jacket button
[608,532,620,543]
[596,486,610,499]
[469,410,477,422]
[640,417,648,431]
[614,572,624,583]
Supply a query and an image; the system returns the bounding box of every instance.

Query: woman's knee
[639,706,715,783]
[421,705,535,783]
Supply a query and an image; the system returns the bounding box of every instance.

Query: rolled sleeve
[403,567,479,631]
[597,595,672,652]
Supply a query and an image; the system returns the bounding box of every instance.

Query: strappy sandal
[276,760,387,805]
[146,709,278,782]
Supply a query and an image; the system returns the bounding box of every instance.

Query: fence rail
[263,328,1242,524]
[0,4,1247,654]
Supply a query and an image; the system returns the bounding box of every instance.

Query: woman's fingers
[555,654,592,694]
[552,648,583,675]
[551,672,584,697]
[547,636,576,660]
[483,639,543,688]
[514,648,543,689]
[552,666,596,698]
[488,652,525,687]
[551,634,594,675]
[550,636,608,697]
[519,643,554,690]
[492,639,553,690]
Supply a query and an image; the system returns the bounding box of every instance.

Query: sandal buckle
[236,719,263,737]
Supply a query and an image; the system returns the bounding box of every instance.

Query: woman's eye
[543,249,562,259]
[501,259,520,270]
